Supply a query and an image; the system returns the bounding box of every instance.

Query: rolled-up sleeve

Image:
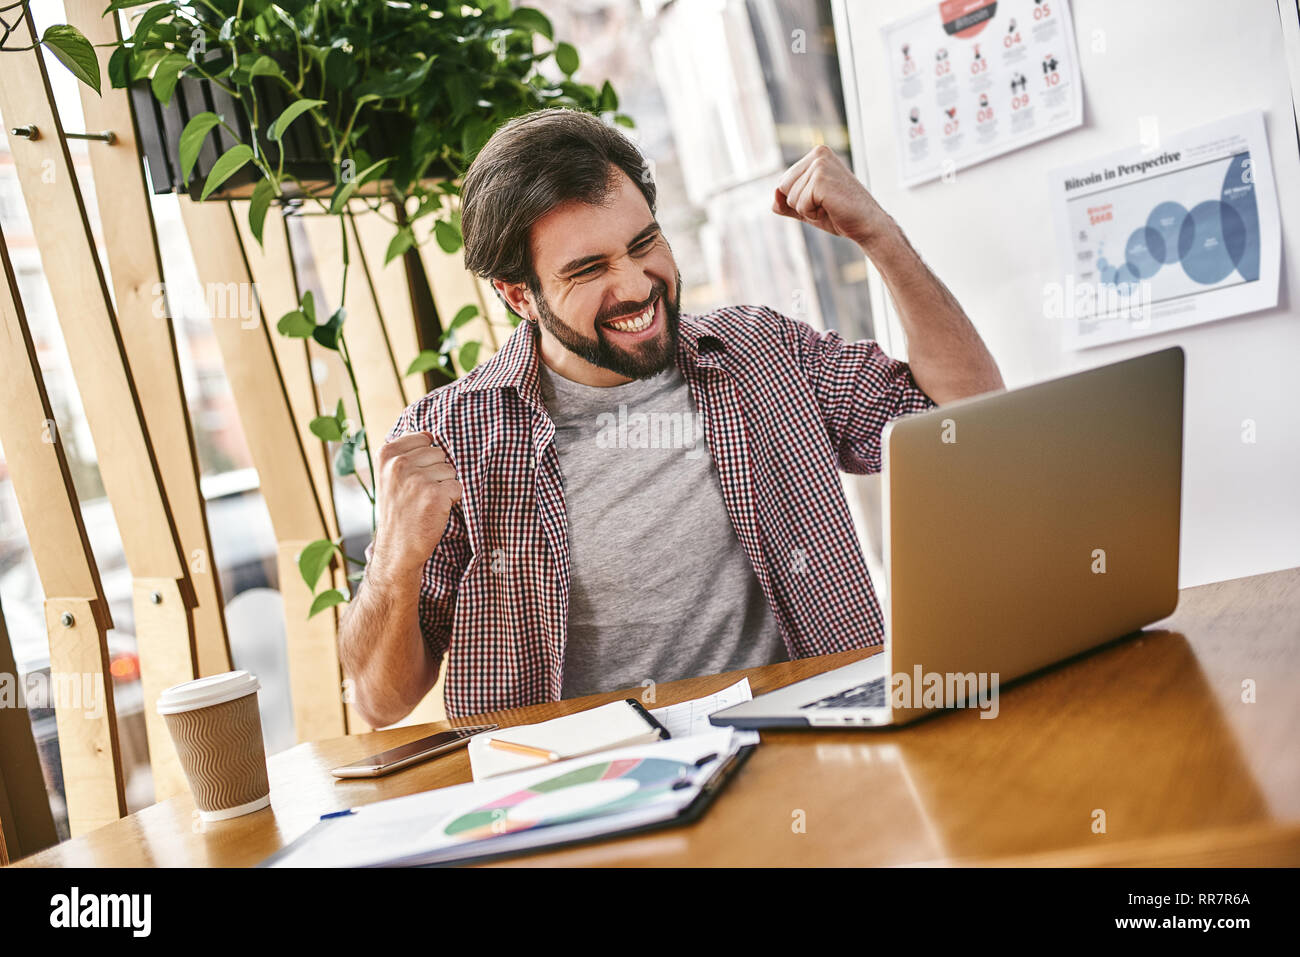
[774,308,936,474]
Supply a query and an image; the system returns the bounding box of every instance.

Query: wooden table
[14,567,1300,867]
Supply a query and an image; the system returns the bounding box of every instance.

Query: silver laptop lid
[880,346,1184,700]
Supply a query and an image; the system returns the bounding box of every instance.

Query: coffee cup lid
[156,670,260,715]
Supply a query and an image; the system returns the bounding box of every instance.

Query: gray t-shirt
[538,360,787,698]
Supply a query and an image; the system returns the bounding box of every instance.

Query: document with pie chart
[1049,110,1280,350]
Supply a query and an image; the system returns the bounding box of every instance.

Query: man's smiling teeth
[606,301,655,333]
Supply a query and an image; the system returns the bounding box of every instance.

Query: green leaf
[460,117,493,162]
[313,307,345,350]
[301,289,316,323]
[106,46,131,89]
[384,227,414,266]
[405,350,446,376]
[458,340,482,372]
[276,310,313,337]
[599,80,618,113]
[297,539,339,591]
[387,57,437,98]
[335,398,345,421]
[103,0,154,11]
[127,47,165,83]
[334,428,365,477]
[268,98,325,142]
[246,55,282,78]
[200,144,253,201]
[178,112,223,186]
[433,219,462,254]
[309,415,344,442]
[449,304,479,332]
[613,113,635,129]
[510,7,554,41]
[329,158,390,214]
[131,4,172,43]
[324,45,358,90]
[554,42,579,76]
[308,589,348,618]
[150,52,190,106]
[41,25,100,95]
[248,177,274,245]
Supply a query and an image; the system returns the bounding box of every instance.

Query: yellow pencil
[488,737,560,761]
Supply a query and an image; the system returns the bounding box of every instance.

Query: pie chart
[441,756,696,841]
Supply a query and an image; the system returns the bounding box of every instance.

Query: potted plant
[7,0,632,617]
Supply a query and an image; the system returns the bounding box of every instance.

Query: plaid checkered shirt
[371,303,937,718]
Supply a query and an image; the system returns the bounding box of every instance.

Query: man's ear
[491,278,534,323]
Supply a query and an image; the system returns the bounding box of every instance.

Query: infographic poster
[882,0,1083,187]
[1048,110,1280,351]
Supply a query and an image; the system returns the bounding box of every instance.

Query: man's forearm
[337,560,438,729]
[859,220,1005,405]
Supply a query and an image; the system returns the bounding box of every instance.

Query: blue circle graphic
[1112,262,1140,294]
[1145,201,1187,265]
[1220,152,1259,281]
[1124,226,1164,279]
[1177,200,1246,285]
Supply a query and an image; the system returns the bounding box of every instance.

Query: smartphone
[330,724,498,778]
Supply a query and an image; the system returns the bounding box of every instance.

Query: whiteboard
[833,0,1300,588]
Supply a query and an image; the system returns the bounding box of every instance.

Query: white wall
[835,0,1300,587]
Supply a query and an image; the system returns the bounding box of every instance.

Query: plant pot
[129,72,457,200]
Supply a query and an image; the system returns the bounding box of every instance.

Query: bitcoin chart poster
[1049,110,1280,350]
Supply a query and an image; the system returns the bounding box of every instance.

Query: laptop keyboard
[800,676,887,710]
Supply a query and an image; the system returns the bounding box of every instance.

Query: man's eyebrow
[556,222,661,276]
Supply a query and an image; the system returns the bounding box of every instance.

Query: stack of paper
[466,678,761,781]
[262,727,750,867]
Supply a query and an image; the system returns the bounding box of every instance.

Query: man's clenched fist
[370,430,463,577]
[772,143,894,249]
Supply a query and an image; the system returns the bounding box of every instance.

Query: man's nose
[606,258,656,312]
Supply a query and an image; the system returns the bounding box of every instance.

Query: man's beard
[531,272,681,380]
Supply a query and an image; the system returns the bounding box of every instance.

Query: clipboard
[258,731,754,868]
[423,743,755,867]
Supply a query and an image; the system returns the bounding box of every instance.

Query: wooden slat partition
[67,0,232,682]
[0,225,126,837]
[350,204,426,405]
[231,204,377,732]
[177,198,350,742]
[0,6,197,804]
[232,206,340,542]
[232,204,375,730]
[304,203,452,726]
[414,210,509,369]
[0,594,60,861]
[299,206,409,437]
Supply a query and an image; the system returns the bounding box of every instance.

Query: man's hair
[460,108,657,294]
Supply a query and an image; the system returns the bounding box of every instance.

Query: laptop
[710,346,1184,729]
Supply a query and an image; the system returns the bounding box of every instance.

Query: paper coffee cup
[156,671,271,822]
